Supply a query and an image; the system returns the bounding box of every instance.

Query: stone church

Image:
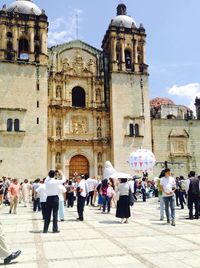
[0,0,200,179]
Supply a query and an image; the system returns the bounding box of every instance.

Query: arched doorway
[69,155,89,178]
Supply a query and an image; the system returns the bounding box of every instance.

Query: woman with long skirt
[116,178,131,224]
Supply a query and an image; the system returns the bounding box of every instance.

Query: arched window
[7,32,13,39]
[7,119,13,132]
[125,49,132,70]
[98,165,103,176]
[56,153,61,163]
[97,153,102,163]
[129,124,134,137]
[14,119,20,132]
[72,87,86,107]
[135,124,139,137]
[56,86,62,99]
[18,38,29,60]
[35,45,40,54]
[7,41,13,51]
[166,115,176,119]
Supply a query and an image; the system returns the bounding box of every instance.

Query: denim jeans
[159,195,165,219]
[102,195,111,212]
[163,195,175,220]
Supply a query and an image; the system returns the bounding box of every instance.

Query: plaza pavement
[1,198,200,268]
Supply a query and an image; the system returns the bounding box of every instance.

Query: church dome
[7,0,42,16]
[150,97,175,108]
[111,4,136,28]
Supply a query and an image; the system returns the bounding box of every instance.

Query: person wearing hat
[43,170,66,233]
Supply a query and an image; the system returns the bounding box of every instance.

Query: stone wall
[0,62,48,180]
[152,119,200,178]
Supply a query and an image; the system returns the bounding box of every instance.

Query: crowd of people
[0,168,200,264]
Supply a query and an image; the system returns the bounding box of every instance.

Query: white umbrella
[110,172,132,179]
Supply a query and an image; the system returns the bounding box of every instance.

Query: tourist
[0,180,3,206]
[58,182,66,221]
[116,178,131,224]
[76,175,87,221]
[8,179,20,214]
[36,179,47,220]
[179,176,186,209]
[160,168,176,226]
[96,180,103,210]
[21,179,32,207]
[86,177,97,206]
[43,170,66,233]
[109,178,117,207]
[66,181,75,208]
[141,178,147,202]
[186,171,200,219]
[32,179,41,212]
[157,176,165,221]
[175,177,180,207]
[0,221,21,264]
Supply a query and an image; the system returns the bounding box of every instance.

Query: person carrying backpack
[179,176,186,209]
[186,171,200,219]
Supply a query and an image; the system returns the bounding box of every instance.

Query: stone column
[51,151,56,169]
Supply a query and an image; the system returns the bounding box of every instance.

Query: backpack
[189,178,200,195]
[101,186,108,196]
[180,180,186,191]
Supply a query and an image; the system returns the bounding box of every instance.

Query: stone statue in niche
[97,127,102,137]
[62,58,71,72]
[56,127,61,137]
[97,117,101,127]
[56,153,61,163]
[177,141,186,154]
[71,116,88,134]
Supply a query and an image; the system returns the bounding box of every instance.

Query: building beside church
[0,0,200,179]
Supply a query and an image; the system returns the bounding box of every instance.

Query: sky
[4,0,200,110]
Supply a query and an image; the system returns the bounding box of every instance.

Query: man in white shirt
[36,179,47,220]
[160,168,176,226]
[43,170,66,233]
[86,177,97,206]
[76,175,87,221]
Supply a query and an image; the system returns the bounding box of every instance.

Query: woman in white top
[116,178,131,224]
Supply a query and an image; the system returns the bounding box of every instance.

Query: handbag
[129,186,134,206]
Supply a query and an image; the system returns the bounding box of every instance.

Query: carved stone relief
[71,116,88,135]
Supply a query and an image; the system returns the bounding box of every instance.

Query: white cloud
[168,83,200,112]
[48,9,83,46]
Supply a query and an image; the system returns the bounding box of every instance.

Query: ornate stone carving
[171,140,187,155]
[62,52,95,76]
[71,116,88,134]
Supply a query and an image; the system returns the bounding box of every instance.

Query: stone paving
[1,198,200,268]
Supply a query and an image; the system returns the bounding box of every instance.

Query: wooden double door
[69,155,89,178]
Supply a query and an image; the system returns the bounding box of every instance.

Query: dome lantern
[117,3,127,16]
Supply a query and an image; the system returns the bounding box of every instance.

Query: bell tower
[102,3,151,172]
[0,0,48,64]
[0,0,48,179]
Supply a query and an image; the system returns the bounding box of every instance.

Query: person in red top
[8,179,20,214]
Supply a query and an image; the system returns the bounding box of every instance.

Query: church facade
[0,0,200,179]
